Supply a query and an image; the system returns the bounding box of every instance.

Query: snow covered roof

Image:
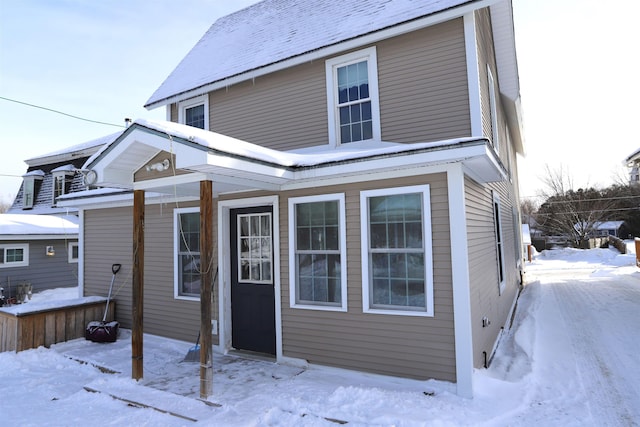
[66,118,505,204]
[0,214,79,239]
[145,0,484,108]
[25,131,123,167]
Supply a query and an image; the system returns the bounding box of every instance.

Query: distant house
[59,0,526,397]
[574,220,628,239]
[0,214,79,303]
[1,133,120,301]
[626,148,640,185]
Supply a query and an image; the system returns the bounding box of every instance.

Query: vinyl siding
[280,173,456,381]
[0,239,78,299]
[83,203,218,345]
[184,19,470,150]
[465,177,520,369]
[378,18,471,142]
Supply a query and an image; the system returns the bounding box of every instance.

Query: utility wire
[0,96,124,128]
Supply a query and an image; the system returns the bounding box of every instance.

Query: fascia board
[1,234,78,241]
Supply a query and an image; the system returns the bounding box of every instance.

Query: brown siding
[378,18,471,142]
[279,173,456,381]
[83,202,218,345]
[465,177,520,369]
[209,61,328,151]
[201,19,470,150]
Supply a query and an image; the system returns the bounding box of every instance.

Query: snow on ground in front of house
[1,242,639,426]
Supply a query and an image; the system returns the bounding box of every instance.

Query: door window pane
[238,213,273,283]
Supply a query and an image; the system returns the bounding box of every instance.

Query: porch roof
[59,119,506,204]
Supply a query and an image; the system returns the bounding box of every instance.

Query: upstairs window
[52,167,75,205]
[21,171,44,210]
[0,244,29,268]
[178,94,208,130]
[326,47,381,146]
[487,65,500,153]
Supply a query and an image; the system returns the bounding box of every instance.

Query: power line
[0,96,124,128]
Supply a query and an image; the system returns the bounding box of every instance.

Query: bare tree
[536,165,617,246]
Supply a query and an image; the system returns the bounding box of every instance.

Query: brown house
[60,0,525,398]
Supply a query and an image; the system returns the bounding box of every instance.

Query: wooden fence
[0,299,114,352]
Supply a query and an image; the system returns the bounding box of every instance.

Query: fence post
[635,238,640,268]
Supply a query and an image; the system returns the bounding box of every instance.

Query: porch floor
[52,329,436,423]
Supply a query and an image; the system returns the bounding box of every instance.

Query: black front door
[230,206,276,355]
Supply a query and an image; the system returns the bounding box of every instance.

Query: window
[68,242,79,263]
[22,172,44,209]
[288,194,347,311]
[0,244,29,268]
[178,94,208,130]
[487,65,499,153]
[52,171,74,205]
[237,212,273,283]
[361,185,433,316]
[326,47,381,146]
[174,207,201,299]
[493,191,506,294]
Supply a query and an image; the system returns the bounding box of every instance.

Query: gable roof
[145,0,503,109]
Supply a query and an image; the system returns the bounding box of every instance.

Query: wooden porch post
[199,180,214,398]
[132,189,145,380]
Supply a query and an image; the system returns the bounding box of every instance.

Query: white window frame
[487,64,499,153]
[325,47,381,147]
[288,193,347,312]
[178,94,209,130]
[0,244,29,268]
[360,185,434,317]
[52,171,74,206]
[493,191,506,294]
[68,242,79,263]
[174,207,201,301]
[22,175,42,209]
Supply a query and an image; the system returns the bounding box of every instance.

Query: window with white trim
[178,94,208,130]
[289,194,347,311]
[22,173,43,209]
[487,65,499,153]
[361,185,433,316]
[493,191,506,294]
[68,242,79,263]
[52,170,74,206]
[174,207,201,299]
[0,244,29,268]
[326,47,381,146]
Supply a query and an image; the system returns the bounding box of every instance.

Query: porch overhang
[69,120,506,203]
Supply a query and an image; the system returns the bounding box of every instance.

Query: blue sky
[0,0,638,205]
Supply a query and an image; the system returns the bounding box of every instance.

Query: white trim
[217,195,282,359]
[68,242,79,263]
[78,209,85,296]
[447,163,474,398]
[464,13,483,137]
[360,184,434,317]
[173,206,201,301]
[288,193,347,312]
[0,243,29,268]
[177,94,209,130]
[492,191,506,294]
[325,47,381,147]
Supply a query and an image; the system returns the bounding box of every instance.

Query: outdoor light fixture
[46,246,55,256]
[145,159,170,172]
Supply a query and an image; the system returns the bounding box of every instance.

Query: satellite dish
[83,170,98,186]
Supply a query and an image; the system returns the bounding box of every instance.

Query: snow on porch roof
[86,118,493,170]
[145,0,478,108]
[82,119,505,193]
[0,214,79,237]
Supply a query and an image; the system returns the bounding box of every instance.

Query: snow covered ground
[1,242,639,426]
